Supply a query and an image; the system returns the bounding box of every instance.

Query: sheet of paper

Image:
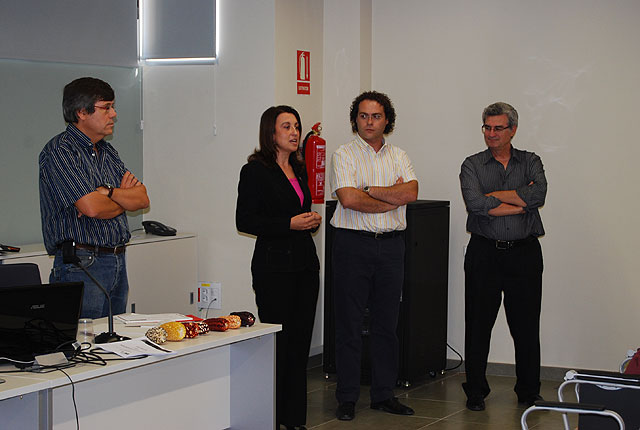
[115,313,191,326]
[95,337,174,358]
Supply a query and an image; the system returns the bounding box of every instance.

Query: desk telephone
[142,221,177,236]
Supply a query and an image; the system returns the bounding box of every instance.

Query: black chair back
[0,263,42,287]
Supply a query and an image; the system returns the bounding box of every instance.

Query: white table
[0,320,280,429]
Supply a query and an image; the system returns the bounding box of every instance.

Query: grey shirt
[460,147,547,241]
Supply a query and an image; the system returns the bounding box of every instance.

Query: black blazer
[236,160,320,273]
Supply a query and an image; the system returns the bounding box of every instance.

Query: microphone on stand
[62,241,129,343]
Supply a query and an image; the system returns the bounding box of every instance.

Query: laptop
[0,282,84,367]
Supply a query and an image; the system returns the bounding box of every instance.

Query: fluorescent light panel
[139,0,217,65]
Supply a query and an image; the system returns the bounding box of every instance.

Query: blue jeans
[51,249,129,319]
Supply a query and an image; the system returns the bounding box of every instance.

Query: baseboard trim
[308,353,578,381]
[450,359,577,381]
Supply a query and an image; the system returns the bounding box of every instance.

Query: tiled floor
[302,366,578,429]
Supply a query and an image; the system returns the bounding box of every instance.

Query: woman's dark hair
[249,105,304,172]
[349,90,396,134]
[63,77,115,123]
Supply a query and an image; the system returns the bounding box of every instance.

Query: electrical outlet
[198,282,221,310]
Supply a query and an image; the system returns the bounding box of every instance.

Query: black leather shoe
[336,402,355,421]
[466,395,486,411]
[285,426,307,430]
[370,397,414,415]
[518,394,544,407]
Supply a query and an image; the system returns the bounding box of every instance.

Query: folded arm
[367,177,419,206]
[488,203,525,216]
[335,187,399,213]
[460,160,503,216]
[109,171,150,211]
[488,156,547,211]
[75,171,149,219]
[486,189,528,207]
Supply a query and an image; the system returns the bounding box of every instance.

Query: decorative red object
[204,317,229,332]
[182,321,199,338]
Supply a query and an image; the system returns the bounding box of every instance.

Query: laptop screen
[0,282,84,365]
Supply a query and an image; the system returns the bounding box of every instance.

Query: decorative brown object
[231,311,256,327]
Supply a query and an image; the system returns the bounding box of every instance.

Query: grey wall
[0,0,141,246]
[0,60,143,246]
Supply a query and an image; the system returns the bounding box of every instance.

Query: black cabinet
[322,199,450,385]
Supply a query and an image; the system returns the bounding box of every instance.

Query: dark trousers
[252,268,319,427]
[332,229,405,404]
[463,234,543,399]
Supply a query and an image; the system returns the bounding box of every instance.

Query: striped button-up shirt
[330,134,417,233]
[39,124,130,254]
[460,147,547,241]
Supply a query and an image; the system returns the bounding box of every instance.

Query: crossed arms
[459,154,547,218]
[75,171,149,219]
[486,189,528,216]
[336,177,418,214]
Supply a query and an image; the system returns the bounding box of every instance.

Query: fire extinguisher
[302,122,326,204]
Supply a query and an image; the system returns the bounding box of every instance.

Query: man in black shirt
[459,102,547,411]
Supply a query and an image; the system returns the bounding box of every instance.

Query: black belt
[337,228,403,240]
[472,234,535,250]
[60,243,126,255]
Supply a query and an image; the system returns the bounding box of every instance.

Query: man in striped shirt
[39,77,149,319]
[330,91,418,421]
[459,102,547,411]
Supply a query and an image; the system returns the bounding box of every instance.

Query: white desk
[0,320,280,430]
[0,232,199,315]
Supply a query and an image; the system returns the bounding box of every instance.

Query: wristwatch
[363,186,370,194]
[101,183,114,198]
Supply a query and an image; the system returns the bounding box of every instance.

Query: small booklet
[95,337,174,358]
[115,313,192,326]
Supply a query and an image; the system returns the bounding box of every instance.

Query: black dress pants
[253,268,319,427]
[332,229,405,404]
[463,234,543,400]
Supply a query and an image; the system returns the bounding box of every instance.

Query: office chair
[521,369,640,430]
[0,262,41,287]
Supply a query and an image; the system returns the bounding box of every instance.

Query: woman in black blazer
[236,105,321,430]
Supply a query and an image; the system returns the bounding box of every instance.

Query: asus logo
[30,304,45,310]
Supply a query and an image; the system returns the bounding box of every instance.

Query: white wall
[274,0,325,355]
[142,0,328,355]
[143,0,276,319]
[369,0,640,370]
[142,0,640,371]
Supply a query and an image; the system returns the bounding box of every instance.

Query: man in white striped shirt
[330,91,418,421]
